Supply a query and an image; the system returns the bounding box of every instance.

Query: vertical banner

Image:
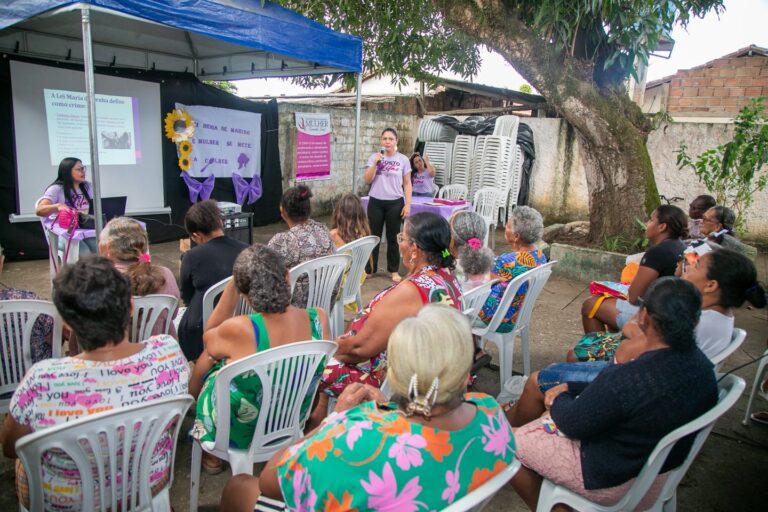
[175,103,261,178]
[295,112,331,181]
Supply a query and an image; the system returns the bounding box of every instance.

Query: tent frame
[3,1,363,233]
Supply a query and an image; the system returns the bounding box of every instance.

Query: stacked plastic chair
[423,141,453,186]
[503,145,525,223]
[492,115,520,141]
[450,134,476,190]
[469,135,488,200]
[476,135,516,222]
[416,118,458,143]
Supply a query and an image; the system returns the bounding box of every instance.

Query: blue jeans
[58,235,97,258]
[537,361,612,392]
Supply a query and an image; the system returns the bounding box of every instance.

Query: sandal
[750,411,768,425]
[391,272,403,283]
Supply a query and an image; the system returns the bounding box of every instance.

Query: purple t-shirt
[40,182,92,214]
[367,152,410,200]
[411,169,434,194]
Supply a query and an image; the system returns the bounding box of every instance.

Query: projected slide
[43,89,141,166]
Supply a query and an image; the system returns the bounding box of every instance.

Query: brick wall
[666,54,768,113]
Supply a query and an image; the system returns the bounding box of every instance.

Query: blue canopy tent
[0,0,363,232]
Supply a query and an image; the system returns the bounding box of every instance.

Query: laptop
[101,196,127,222]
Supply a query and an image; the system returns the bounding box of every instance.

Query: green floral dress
[276,393,516,511]
[191,309,323,450]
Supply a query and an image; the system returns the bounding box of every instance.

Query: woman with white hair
[219,305,516,512]
[451,210,496,289]
[478,206,547,332]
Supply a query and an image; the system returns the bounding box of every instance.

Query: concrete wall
[522,118,768,238]
[276,102,417,213]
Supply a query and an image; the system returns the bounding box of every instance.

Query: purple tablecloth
[360,196,469,220]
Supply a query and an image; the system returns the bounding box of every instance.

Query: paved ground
[1,218,766,511]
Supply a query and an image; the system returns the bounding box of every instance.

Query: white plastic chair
[743,347,768,425]
[289,254,351,336]
[189,340,337,512]
[536,374,745,512]
[472,262,557,382]
[130,294,178,342]
[0,299,63,413]
[35,197,80,282]
[461,279,499,326]
[473,187,504,249]
[709,327,747,371]
[441,460,521,512]
[432,182,441,197]
[439,184,469,201]
[332,236,380,337]
[201,276,255,330]
[16,395,194,512]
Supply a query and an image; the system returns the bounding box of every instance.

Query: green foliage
[274,1,723,90]
[519,83,533,94]
[599,218,648,253]
[204,81,238,94]
[676,98,768,232]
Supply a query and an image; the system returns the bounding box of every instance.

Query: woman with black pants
[363,127,412,282]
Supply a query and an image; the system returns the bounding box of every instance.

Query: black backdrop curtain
[0,55,282,260]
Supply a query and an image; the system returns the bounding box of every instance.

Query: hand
[423,155,431,165]
[401,203,410,218]
[56,203,69,212]
[334,383,382,413]
[373,152,384,164]
[543,383,569,409]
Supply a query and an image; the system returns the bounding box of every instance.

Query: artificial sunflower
[178,140,193,156]
[164,109,195,143]
[178,156,192,172]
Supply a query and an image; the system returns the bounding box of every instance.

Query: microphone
[380,148,385,155]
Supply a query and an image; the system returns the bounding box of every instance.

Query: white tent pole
[351,71,362,193]
[81,6,104,233]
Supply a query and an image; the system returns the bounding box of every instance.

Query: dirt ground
[0,218,766,511]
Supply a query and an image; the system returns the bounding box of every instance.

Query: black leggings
[366,196,404,273]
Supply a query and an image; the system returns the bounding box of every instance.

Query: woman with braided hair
[189,244,331,474]
[220,305,516,512]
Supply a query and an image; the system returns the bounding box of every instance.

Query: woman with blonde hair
[329,193,371,248]
[99,217,180,337]
[220,304,516,512]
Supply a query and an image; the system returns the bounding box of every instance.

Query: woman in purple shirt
[363,128,412,283]
[35,157,97,255]
[410,152,437,197]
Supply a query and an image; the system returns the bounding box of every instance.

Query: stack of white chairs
[503,145,525,223]
[450,135,476,190]
[474,136,516,223]
[423,141,453,186]
[492,114,520,141]
[469,135,488,200]
[417,117,458,143]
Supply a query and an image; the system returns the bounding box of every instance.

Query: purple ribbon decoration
[180,172,215,203]
[231,173,263,205]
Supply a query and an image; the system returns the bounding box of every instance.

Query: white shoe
[497,375,528,403]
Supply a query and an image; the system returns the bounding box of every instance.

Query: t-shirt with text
[367,152,411,200]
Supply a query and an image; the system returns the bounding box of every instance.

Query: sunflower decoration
[178,155,192,172]
[164,108,195,143]
[178,140,193,156]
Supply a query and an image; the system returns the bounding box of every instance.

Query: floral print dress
[319,266,462,397]
[478,249,547,333]
[276,393,516,511]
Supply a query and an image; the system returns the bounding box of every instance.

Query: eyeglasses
[73,166,86,172]
[396,233,411,244]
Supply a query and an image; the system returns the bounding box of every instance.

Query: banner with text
[176,103,261,178]
[295,112,331,181]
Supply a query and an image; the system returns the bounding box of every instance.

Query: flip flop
[750,411,768,425]
[202,456,227,475]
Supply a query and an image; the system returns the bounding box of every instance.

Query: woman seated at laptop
[35,157,97,255]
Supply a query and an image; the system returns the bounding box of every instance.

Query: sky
[234,0,768,98]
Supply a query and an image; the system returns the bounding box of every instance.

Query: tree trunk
[434,0,660,242]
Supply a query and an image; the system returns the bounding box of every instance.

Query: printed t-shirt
[411,169,434,195]
[367,152,411,200]
[40,183,92,214]
[9,335,190,511]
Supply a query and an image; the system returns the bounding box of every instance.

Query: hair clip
[466,238,482,250]
[138,253,151,264]
[441,248,451,258]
